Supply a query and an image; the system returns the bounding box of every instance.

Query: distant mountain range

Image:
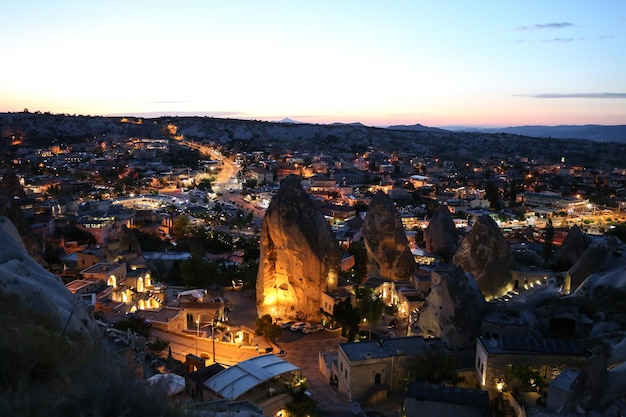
[440,124,626,143]
[265,119,626,142]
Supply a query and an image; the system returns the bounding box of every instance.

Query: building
[81,263,127,287]
[319,203,356,221]
[335,336,443,402]
[523,192,588,212]
[203,354,303,416]
[80,262,162,313]
[248,166,274,184]
[475,336,589,398]
[320,287,354,317]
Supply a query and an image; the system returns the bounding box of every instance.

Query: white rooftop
[204,354,300,400]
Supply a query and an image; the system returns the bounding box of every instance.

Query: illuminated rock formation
[416,264,484,349]
[362,191,415,281]
[452,214,515,299]
[256,175,341,321]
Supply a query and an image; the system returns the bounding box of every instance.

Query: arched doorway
[108,275,117,288]
[137,277,144,292]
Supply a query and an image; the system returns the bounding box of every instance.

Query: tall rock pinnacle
[256,175,340,320]
[362,191,415,281]
[416,264,484,349]
[423,205,459,260]
[452,214,515,299]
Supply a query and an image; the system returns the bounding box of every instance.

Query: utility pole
[195,315,200,356]
[212,319,217,363]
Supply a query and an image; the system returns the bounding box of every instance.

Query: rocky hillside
[0,215,186,417]
[2,112,626,169]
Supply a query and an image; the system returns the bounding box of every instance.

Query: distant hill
[451,125,626,143]
[386,123,449,133]
[2,112,626,170]
[276,117,302,124]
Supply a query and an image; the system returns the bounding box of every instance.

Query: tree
[179,252,221,288]
[347,242,368,280]
[147,337,170,356]
[405,350,465,386]
[508,364,544,392]
[197,178,213,191]
[485,181,501,210]
[172,216,190,236]
[332,299,360,341]
[356,286,385,326]
[255,314,282,341]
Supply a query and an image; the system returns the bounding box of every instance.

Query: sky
[1,1,625,127]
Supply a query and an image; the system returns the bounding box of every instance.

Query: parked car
[290,321,308,332]
[278,320,295,329]
[302,324,324,334]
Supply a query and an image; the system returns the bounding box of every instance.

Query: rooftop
[81,262,125,275]
[479,336,586,356]
[340,336,442,362]
[204,354,301,401]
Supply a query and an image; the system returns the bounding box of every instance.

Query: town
[2,113,626,417]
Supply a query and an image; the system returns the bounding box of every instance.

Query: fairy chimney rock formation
[452,214,515,299]
[256,175,341,321]
[362,191,415,281]
[423,205,459,259]
[416,264,484,349]
[550,224,592,272]
[0,216,98,338]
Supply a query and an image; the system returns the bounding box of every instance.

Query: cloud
[517,22,574,31]
[517,93,626,99]
[515,35,613,43]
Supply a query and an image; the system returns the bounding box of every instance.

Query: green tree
[508,364,544,391]
[255,314,282,341]
[197,178,213,191]
[356,286,385,325]
[172,216,190,236]
[147,337,170,356]
[485,181,501,210]
[405,350,465,386]
[332,299,360,341]
[347,242,368,280]
[179,252,221,288]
